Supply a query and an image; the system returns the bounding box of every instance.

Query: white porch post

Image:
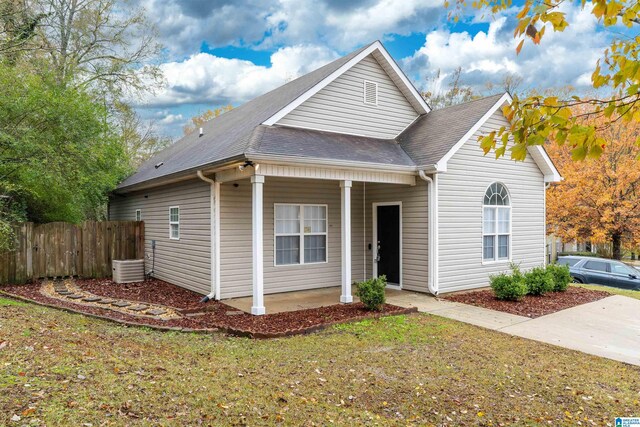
[340,180,353,303]
[251,175,266,315]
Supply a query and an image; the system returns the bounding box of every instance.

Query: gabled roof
[116,41,560,193]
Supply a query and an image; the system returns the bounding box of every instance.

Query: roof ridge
[428,93,505,113]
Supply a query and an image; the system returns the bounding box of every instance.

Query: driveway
[387,291,640,366]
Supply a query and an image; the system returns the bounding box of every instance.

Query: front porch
[209,162,432,315]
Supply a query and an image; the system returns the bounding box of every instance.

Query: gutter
[418,170,439,295]
[197,170,220,301]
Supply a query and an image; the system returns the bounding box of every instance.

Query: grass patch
[0,296,26,306]
[574,283,640,300]
[0,301,637,426]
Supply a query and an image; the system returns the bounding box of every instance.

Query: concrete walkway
[388,291,640,367]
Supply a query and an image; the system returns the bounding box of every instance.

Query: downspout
[197,170,219,301]
[418,170,438,295]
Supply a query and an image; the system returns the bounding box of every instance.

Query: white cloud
[134,44,339,108]
[402,2,608,93]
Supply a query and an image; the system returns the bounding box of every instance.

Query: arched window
[483,183,511,261]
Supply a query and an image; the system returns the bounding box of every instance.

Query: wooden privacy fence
[0,221,144,285]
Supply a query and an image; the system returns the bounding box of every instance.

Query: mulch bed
[444,286,611,318]
[0,279,415,338]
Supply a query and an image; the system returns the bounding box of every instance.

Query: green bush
[524,267,555,295]
[356,275,387,311]
[490,273,528,301]
[546,263,571,292]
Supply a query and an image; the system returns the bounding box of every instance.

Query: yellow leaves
[515,39,525,55]
[479,132,496,154]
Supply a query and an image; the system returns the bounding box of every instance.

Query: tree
[0,0,42,61]
[183,105,233,136]
[546,113,640,259]
[450,0,640,161]
[113,102,173,168]
[420,67,476,109]
[29,0,163,98]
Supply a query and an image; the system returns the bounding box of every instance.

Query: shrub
[546,263,571,292]
[490,273,527,301]
[356,275,387,311]
[524,266,555,295]
[558,251,598,258]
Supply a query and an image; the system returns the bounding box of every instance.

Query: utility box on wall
[112,259,145,283]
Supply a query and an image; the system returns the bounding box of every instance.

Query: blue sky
[133,0,609,138]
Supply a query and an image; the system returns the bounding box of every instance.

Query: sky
[132,0,611,139]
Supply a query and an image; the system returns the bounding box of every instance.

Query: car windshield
[610,262,637,276]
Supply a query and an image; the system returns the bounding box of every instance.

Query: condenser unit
[112,259,145,284]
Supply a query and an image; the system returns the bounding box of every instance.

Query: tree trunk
[612,233,622,260]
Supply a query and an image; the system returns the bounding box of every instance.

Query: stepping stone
[146,309,167,316]
[67,295,83,300]
[226,311,244,316]
[128,305,149,312]
[82,296,102,302]
[96,299,116,305]
[111,301,131,308]
[56,290,72,295]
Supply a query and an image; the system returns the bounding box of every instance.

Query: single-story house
[109,40,561,315]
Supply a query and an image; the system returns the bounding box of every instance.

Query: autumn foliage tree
[546,114,640,259]
[183,105,233,136]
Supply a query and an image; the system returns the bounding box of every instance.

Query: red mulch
[444,286,611,318]
[0,279,414,338]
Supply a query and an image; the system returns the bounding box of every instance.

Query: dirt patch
[0,279,414,338]
[444,286,610,318]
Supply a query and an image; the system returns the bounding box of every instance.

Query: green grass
[0,301,638,426]
[574,283,640,300]
[0,296,26,306]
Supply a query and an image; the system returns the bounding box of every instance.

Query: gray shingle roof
[247,125,415,167]
[115,38,507,192]
[397,94,505,167]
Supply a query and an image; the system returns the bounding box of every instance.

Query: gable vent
[363,80,378,105]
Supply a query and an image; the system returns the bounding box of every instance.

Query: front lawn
[1,299,638,426]
[576,283,640,301]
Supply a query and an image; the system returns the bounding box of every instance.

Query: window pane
[497,208,510,233]
[276,236,300,265]
[584,260,607,272]
[304,205,326,233]
[483,235,495,260]
[170,208,179,222]
[498,235,509,259]
[483,208,495,233]
[304,235,326,263]
[170,223,179,239]
[276,205,300,234]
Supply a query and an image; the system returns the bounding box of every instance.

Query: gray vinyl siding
[276,54,419,138]
[364,181,429,293]
[108,179,211,295]
[219,177,365,299]
[437,110,546,293]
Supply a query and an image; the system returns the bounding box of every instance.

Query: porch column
[251,175,265,315]
[340,180,353,303]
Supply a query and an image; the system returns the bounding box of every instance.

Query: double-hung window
[275,204,327,265]
[169,206,180,240]
[135,209,142,221]
[482,183,510,261]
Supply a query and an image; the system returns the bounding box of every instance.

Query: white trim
[213,181,221,299]
[247,153,417,174]
[251,175,265,315]
[432,92,562,183]
[262,41,429,126]
[363,80,378,106]
[135,209,141,221]
[433,173,439,293]
[340,180,353,303]
[372,201,403,289]
[169,206,180,240]
[273,203,329,267]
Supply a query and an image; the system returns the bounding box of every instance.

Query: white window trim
[481,184,512,265]
[363,80,378,106]
[372,201,403,289]
[274,203,328,267]
[169,206,180,241]
[135,209,142,221]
